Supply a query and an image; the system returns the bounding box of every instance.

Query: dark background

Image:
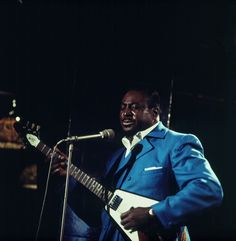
[0,1,236,241]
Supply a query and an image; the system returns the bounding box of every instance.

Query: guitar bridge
[109,195,123,210]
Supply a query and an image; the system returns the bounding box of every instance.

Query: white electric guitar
[26,133,161,241]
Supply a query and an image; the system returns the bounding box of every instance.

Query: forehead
[121,90,148,103]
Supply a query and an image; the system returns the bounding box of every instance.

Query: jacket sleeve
[152,134,223,230]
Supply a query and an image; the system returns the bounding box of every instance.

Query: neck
[126,136,133,143]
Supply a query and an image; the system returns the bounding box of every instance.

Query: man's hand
[51,148,67,176]
[120,207,154,233]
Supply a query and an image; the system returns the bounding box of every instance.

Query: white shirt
[122,122,159,157]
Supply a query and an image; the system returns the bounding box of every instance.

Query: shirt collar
[122,121,159,150]
[137,121,159,140]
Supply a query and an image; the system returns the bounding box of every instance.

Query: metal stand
[59,142,74,241]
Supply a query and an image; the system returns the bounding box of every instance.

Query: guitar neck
[36,141,113,204]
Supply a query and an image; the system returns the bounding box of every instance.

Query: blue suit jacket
[99,122,223,241]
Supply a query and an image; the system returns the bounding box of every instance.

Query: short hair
[122,82,161,115]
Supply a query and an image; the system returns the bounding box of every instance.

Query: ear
[152,107,159,118]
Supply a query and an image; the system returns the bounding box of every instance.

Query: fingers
[120,207,151,232]
[51,161,67,176]
[51,161,66,169]
[121,218,136,231]
[52,153,67,163]
[55,147,68,159]
[51,168,65,176]
[120,209,130,219]
[50,148,67,177]
[120,207,136,231]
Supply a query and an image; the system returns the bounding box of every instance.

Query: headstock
[14,119,41,147]
[26,133,40,147]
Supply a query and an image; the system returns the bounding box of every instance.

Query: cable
[34,145,58,241]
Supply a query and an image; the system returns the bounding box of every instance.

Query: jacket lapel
[147,121,168,139]
[114,151,131,175]
[104,122,168,178]
[135,138,153,160]
[104,148,125,177]
[136,122,168,160]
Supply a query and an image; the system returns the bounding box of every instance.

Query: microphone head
[100,129,115,140]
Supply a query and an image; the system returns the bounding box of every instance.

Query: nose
[121,107,133,117]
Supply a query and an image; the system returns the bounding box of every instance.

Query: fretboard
[37,141,113,203]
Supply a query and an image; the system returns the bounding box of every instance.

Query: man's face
[119,90,157,137]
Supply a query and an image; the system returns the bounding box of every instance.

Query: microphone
[64,129,115,142]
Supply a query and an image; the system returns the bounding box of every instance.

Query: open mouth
[121,119,134,127]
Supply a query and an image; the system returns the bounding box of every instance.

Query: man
[98,85,223,241]
[52,84,223,241]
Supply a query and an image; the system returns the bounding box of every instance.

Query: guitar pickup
[109,195,123,210]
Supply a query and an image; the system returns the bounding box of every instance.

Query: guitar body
[106,189,159,241]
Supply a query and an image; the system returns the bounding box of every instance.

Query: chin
[122,127,136,137]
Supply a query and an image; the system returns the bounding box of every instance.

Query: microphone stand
[59,62,78,241]
[59,141,74,241]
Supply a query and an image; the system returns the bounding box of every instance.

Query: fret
[44,146,51,157]
[97,189,105,201]
[97,184,104,196]
[77,170,84,180]
[87,178,93,190]
[97,185,104,197]
[71,166,78,175]
[69,165,76,175]
[68,166,72,174]
[93,183,100,195]
[76,170,83,180]
[85,174,91,185]
[91,180,97,191]
[40,144,46,153]
[98,188,112,203]
[86,176,93,188]
[95,183,103,196]
[93,182,100,196]
[88,178,95,191]
[78,172,85,183]
[81,173,88,185]
[73,169,79,178]
[107,191,113,202]
[73,168,84,183]
[45,148,51,157]
[108,191,113,201]
[37,142,46,154]
[90,180,98,194]
[84,175,92,188]
[96,184,102,195]
[38,142,51,157]
[69,165,74,173]
[76,169,82,179]
[83,175,90,186]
